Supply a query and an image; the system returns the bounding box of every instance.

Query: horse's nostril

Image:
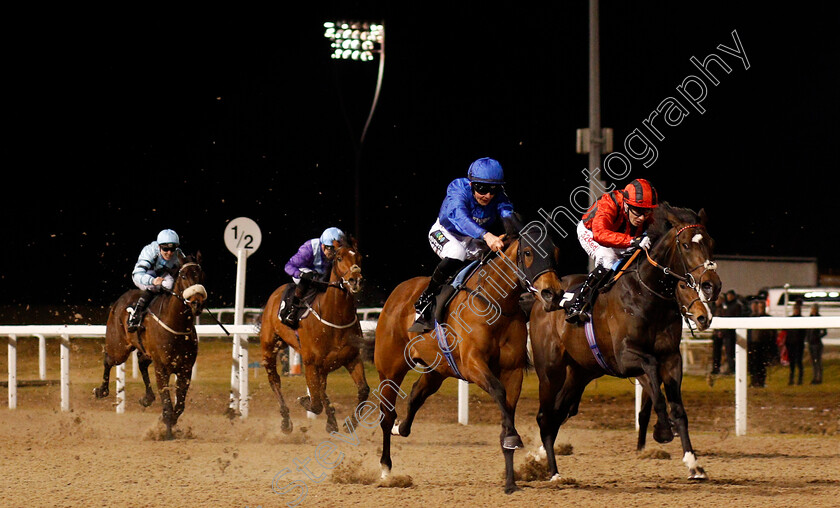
[541,289,554,302]
[697,314,707,324]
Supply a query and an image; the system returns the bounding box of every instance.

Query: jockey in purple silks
[409,157,516,333]
[281,227,345,328]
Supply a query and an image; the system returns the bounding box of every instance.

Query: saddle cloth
[278,283,322,322]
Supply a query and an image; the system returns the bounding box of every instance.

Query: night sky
[5,3,839,323]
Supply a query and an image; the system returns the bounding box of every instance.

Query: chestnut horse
[94,253,207,439]
[529,203,721,480]
[259,239,367,434]
[375,220,564,494]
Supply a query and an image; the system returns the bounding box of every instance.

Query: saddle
[278,282,322,323]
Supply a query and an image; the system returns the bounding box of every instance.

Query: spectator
[805,303,827,384]
[747,297,776,388]
[711,290,741,375]
[784,300,806,385]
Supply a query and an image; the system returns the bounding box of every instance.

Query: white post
[116,363,126,414]
[634,378,643,430]
[735,329,748,436]
[60,334,70,412]
[37,334,46,380]
[191,336,198,380]
[8,335,17,409]
[458,379,469,425]
[234,247,248,418]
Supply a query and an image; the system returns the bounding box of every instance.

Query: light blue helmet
[156,229,180,246]
[467,157,505,184]
[319,227,345,247]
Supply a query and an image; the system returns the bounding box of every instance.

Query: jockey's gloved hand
[630,236,651,250]
[299,270,316,281]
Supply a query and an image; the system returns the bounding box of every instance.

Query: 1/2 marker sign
[224,217,262,257]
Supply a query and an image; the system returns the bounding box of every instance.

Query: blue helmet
[319,227,345,247]
[156,229,180,246]
[467,157,505,184]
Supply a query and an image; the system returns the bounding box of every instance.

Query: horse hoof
[502,435,524,450]
[326,421,339,434]
[653,426,675,444]
[549,473,563,482]
[93,387,108,399]
[139,395,155,407]
[281,418,294,435]
[688,467,708,480]
[297,396,311,410]
[504,483,519,494]
[380,465,391,480]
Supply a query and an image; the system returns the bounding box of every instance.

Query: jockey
[565,178,659,323]
[281,226,346,328]
[409,157,515,333]
[127,229,183,332]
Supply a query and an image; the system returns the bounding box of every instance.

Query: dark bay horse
[94,253,207,439]
[259,238,367,434]
[375,220,564,494]
[530,203,721,480]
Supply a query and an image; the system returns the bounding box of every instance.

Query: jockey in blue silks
[409,157,515,333]
[127,229,184,332]
[281,227,345,328]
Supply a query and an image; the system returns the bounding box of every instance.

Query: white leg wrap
[380,464,391,479]
[683,451,698,469]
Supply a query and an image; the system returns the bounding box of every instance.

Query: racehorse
[94,253,207,440]
[529,203,721,480]
[259,238,367,434]
[374,219,564,494]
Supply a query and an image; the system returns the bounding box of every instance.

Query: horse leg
[93,353,115,399]
[662,362,707,480]
[398,371,445,437]
[343,354,370,431]
[536,369,564,479]
[262,339,293,433]
[172,368,192,424]
[499,366,525,494]
[138,354,156,407]
[636,382,653,451]
[376,370,409,480]
[156,369,175,440]
[544,367,591,481]
[298,363,325,415]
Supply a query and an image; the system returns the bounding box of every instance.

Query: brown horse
[259,238,367,434]
[374,219,564,494]
[94,253,207,439]
[529,203,721,481]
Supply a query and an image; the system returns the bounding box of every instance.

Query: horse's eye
[337,256,343,262]
[682,243,690,249]
[525,250,533,258]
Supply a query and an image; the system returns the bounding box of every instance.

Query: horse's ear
[502,213,524,237]
[698,208,708,226]
[195,250,203,264]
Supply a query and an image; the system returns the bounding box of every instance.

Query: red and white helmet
[622,179,658,208]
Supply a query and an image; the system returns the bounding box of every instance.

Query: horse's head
[648,203,721,331]
[331,237,363,294]
[506,216,564,312]
[175,251,208,315]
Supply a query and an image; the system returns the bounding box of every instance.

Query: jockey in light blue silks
[127,229,184,332]
[409,157,516,333]
[280,227,346,328]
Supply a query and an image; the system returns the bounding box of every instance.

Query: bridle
[635,224,717,328]
[148,262,207,335]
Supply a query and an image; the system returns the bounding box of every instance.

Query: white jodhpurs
[577,221,626,270]
[428,219,485,261]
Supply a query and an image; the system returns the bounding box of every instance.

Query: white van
[763,286,840,317]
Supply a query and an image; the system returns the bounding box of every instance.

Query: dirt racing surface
[1,337,838,507]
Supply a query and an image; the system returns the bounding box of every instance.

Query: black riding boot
[283,279,310,329]
[127,292,151,333]
[565,265,612,323]
[409,257,466,333]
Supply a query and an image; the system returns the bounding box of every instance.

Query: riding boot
[409,257,466,333]
[565,265,612,323]
[127,292,151,333]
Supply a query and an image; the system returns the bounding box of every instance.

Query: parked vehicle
[763,286,840,317]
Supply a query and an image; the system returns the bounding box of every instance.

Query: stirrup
[408,306,434,333]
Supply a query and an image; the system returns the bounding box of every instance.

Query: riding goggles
[472,182,500,196]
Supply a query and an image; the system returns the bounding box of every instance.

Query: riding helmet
[320,227,346,246]
[622,179,658,208]
[467,157,505,184]
[157,229,180,246]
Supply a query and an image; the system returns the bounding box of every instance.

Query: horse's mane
[647,202,700,244]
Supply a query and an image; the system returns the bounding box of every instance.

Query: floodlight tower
[323,20,385,245]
